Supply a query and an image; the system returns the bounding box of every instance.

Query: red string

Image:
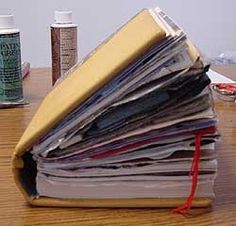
[173,127,216,214]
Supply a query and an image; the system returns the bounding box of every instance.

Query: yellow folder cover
[12,9,212,207]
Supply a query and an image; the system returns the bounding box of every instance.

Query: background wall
[1,0,236,67]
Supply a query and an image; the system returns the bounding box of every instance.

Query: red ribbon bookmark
[173,126,216,214]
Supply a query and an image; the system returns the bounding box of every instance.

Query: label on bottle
[51,27,78,85]
[0,32,23,102]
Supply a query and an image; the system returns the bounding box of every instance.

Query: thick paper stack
[13,8,218,210]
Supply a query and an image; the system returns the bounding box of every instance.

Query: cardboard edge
[30,196,213,208]
[12,153,35,203]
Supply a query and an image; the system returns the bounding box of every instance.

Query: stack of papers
[14,7,219,210]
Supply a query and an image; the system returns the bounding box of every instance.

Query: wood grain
[0,67,236,226]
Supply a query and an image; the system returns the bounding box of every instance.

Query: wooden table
[0,67,236,226]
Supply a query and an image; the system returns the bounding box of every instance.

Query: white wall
[1,0,236,67]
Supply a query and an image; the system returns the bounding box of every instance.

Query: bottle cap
[0,15,14,29]
[54,11,72,24]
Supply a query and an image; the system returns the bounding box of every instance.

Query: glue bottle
[50,11,78,85]
[0,15,23,105]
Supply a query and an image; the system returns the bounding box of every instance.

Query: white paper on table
[208,69,236,84]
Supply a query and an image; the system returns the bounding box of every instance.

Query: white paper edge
[208,69,236,84]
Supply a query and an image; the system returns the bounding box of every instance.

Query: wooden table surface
[0,66,236,226]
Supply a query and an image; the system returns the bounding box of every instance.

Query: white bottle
[50,11,78,85]
[0,15,23,104]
